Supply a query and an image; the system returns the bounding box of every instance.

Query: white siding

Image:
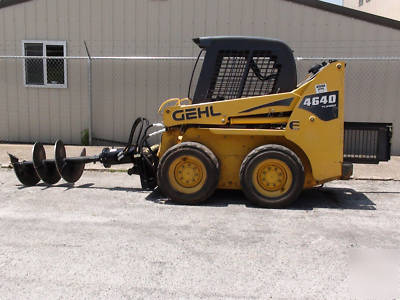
[343,0,400,21]
[0,0,399,153]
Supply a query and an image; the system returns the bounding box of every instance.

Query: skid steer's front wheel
[157,142,220,205]
[240,145,304,208]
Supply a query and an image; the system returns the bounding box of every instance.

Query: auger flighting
[8,118,163,189]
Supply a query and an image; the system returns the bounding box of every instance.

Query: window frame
[22,40,67,88]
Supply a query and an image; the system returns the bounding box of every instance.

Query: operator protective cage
[192,36,297,104]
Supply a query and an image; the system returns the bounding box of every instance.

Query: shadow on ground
[17,182,150,194]
[145,186,376,210]
[16,182,376,210]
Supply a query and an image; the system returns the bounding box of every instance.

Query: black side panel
[192,36,297,104]
[344,122,392,164]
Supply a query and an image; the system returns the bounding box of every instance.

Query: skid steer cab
[10,36,392,208]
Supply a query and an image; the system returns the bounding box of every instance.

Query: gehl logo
[172,106,222,121]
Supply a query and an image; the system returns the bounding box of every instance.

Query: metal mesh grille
[25,59,44,85]
[207,50,280,101]
[46,45,65,84]
[208,51,249,100]
[25,43,44,85]
[24,58,65,85]
[242,52,279,97]
[343,122,391,163]
[46,58,65,84]
[344,128,378,161]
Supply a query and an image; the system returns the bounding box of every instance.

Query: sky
[321,0,343,5]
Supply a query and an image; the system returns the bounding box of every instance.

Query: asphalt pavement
[0,168,399,299]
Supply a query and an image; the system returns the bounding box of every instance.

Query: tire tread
[157,142,220,204]
[239,144,304,208]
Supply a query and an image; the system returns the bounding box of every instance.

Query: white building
[343,0,400,21]
[0,0,400,153]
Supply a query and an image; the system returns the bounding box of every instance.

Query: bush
[81,128,89,146]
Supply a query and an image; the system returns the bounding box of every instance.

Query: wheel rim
[168,155,207,194]
[251,158,293,198]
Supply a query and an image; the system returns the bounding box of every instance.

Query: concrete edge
[2,163,399,181]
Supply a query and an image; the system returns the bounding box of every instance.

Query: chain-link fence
[24,56,66,86]
[0,55,399,153]
[297,58,400,125]
[0,56,88,145]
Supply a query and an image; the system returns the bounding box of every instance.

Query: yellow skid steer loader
[9,36,392,208]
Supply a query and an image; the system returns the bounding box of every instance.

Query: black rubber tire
[157,142,220,205]
[240,144,304,208]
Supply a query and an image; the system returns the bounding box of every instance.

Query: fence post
[84,41,93,146]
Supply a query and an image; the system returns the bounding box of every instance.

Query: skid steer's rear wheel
[157,142,219,205]
[240,145,304,208]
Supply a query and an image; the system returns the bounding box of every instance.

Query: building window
[22,41,67,88]
[359,0,363,6]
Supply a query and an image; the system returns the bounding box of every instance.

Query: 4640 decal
[299,91,339,121]
[303,94,337,107]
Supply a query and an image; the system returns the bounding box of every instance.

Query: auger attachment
[9,141,91,186]
[8,153,40,186]
[9,117,162,189]
[32,142,61,184]
[55,140,86,183]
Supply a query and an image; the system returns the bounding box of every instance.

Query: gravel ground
[0,168,399,299]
